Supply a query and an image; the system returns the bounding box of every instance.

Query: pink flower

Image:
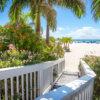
[23,60,26,63]
[7,61,10,63]
[54,53,57,56]
[20,50,22,52]
[26,60,29,62]
[0,51,2,53]
[7,50,10,53]
[28,51,31,55]
[34,53,37,56]
[23,50,25,52]
[8,44,15,49]
[28,56,32,59]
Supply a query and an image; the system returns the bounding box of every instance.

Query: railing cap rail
[35,59,96,100]
[0,58,64,80]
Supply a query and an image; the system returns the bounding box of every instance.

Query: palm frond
[0,0,9,12]
[91,0,100,21]
[56,0,86,18]
[41,3,57,31]
[8,0,23,22]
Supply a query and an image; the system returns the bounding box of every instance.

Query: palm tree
[9,0,56,36]
[46,1,57,45]
[61,37,66,47]
[46,8,56,45]
[9,0,85,43]
[91,0,100,21]
[67,37,73,50]
[46,0,86,45]
[61,37,73,51]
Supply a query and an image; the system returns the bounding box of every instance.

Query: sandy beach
[65,43,100,72]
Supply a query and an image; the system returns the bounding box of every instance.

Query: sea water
[73,39,100,43]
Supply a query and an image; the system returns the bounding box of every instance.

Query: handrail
[0,58,65,100]
[35,59,96,100]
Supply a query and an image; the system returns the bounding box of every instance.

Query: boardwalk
[52,43,100,90]
[52,71,79,90]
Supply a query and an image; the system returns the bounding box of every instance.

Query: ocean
[73,39,100,43]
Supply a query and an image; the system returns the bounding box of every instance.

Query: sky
[0,0,100,39]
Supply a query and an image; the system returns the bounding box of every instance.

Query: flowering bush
[0,23,64,68]
[0,44,42,68]
[83,55,100,100]
[0,22,45,52]
[0,42,64,68]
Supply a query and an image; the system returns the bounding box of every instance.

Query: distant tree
[61,37,73,51]
[67,37,73,50]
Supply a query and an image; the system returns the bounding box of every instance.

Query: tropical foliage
[0,23,64,68]
[8,0,86,45]
[0,0,9,12]
[57,37,73,51]
[91,0,100,21]
[8,0,56,36]
[83,55,100,100]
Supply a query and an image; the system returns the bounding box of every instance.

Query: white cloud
[42,27,65,38]
[42,27,100,39]
[57,27,65,31]
[66,27,100,39]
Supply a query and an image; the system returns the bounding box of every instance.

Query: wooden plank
[0,86,1,100]
[38,72,40,97]
[11,77,14,100]
[26,74,28,100]
[5,79,8,100]
[30,73,32,100]
[17,76,19,100]
[21,75,24,100]
[34,72,36,99]
[51,71,79,90]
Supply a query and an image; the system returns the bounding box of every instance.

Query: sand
[65,43,100,72]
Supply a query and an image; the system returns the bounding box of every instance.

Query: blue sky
[0,0,100,39]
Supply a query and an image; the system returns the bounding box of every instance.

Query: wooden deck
[51,71,79,90]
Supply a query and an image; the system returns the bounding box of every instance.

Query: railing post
[52,65,54,85]
[91,79,94,100]
[39,70,43,95]
[0,86,1,100]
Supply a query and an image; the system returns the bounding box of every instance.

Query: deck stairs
[51,71,79,90]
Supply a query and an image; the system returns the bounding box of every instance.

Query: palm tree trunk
[35,12,40,35]
[46,21,49,46]
[64,43,65,47]
[68,43,69,49]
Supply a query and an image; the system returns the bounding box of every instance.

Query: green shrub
[0,22,45,52]
[83,55,100,100]
[0,23,64,68]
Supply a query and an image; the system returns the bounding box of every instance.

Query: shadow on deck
[51,71,79,90]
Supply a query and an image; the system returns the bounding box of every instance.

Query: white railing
[0,58,65,100]
[36,59,96,100]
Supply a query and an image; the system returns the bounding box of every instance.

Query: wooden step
[51,71,79,90]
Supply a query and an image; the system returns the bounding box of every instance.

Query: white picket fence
[36,59,96,100]
[0,58,65,100]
